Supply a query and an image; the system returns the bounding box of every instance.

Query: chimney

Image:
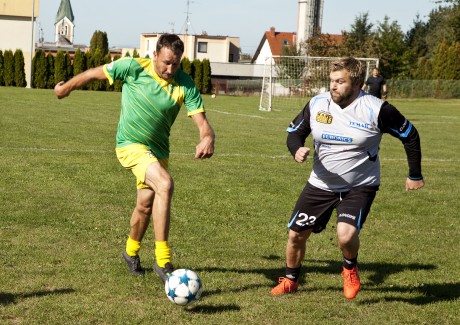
[269,27,276,37]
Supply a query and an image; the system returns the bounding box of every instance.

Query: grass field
[1,87,459,324]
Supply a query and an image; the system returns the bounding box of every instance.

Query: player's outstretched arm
[192,112,215,159]
[405,178,425,191]
[54,66,107,99]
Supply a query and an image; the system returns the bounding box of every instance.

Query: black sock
[285,265,301,282]
[342,256,358,270]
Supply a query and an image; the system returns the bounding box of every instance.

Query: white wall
[254,40,273,65]
[0,17,35,87]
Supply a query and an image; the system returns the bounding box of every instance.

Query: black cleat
[154,261,174,283]
[122,250,145,276]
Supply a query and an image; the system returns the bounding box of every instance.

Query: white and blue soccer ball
[165,269,203,306]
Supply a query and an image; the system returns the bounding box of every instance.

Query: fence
[211,78,460,99]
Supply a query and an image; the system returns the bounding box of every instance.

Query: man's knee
[135,203,152,217]
[288,229,310,247]
[336,222,358,244]
[156,175,174,195]
[145,163,175,196]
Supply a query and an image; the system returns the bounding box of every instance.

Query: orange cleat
[342,266,361,299]
[271,277,299,295]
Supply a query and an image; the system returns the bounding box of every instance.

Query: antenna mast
[182,0,194,35]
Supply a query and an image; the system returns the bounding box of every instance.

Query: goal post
[259,56,379,111]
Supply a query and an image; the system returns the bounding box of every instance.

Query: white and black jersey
[287,90,423,192]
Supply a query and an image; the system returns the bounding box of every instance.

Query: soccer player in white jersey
[271,57,424,299]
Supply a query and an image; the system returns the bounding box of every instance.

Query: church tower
[55,0,75,45]
[296,0,324,49]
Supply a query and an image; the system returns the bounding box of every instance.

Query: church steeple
[55,0,75,45]
[55,0,74,23]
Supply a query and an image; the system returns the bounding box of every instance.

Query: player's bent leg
[271,229,311,295]
[123,188,155,276]
[130,188,155,241]
[337,222,360,299]
[144,162,175,282]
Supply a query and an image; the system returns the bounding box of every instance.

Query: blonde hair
[331,57,366,87]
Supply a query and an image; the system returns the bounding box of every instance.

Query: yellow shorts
[115,143,169,189]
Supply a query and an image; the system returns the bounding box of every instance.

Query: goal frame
[259,56,379,111]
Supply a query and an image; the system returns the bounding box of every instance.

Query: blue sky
[37,0,439,54]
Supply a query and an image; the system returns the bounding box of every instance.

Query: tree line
[0,30,212,93]
[287,0,460,80]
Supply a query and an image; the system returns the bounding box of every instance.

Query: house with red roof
[251,27,296,64]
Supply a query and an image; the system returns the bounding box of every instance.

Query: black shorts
[288,183,379,234]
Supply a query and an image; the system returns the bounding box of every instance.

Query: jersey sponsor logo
[321,133,353,143]
[338,213,356,220]
[349,121,371,129]
[316,111,333,124]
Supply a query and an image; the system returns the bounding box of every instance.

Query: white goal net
[259,56,379,111]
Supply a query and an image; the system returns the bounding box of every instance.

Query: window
[198,42,208,53]
[229,53,234,62]
[283,39,289,46]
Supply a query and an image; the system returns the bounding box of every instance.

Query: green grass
[1,87,459,324]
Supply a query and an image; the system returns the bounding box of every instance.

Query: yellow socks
[155,241,171,267]
[125,237,141,257]
[125,238,171,267]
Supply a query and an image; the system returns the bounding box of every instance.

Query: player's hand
[54,81,69,99]
[405,178,425,191]
[195,135,214,159]
[295,147,310,163]
[383,92,388,100]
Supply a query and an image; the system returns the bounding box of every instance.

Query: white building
[139,33,240,63]
[0,0,40,88]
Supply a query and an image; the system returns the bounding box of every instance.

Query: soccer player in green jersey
[54,34,215,283]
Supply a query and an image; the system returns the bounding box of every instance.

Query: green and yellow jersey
[103,57,205,158]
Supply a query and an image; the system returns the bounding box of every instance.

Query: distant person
[362,67,387,99]
[54,34,215,283]
[271,57,424,299]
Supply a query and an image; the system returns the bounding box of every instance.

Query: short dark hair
[331,57,366,86]
[156,34,184,56]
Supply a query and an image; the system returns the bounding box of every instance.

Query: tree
[201,58,212,94]
[3,50,15,86]
[404,15,429,78]
[46,53,55,89]
[192,59,202,92]
[54,50,67,85]
[13,49,27,87]
[32,50,48,88]
[180,57,192,75]
[374,16,407,78]
[305,33,344,57]
[90,30,109,56]
[132,49,140,58]
[73,48,86,76]
[65,51,73,82]
[0,50,4,86]
[88,48,106,90]
[342,12,377,57]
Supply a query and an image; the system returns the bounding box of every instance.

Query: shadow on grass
[195,257,459,305]
[0,288,76,306]
[360,282,460,305]
[185,304,241,314]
